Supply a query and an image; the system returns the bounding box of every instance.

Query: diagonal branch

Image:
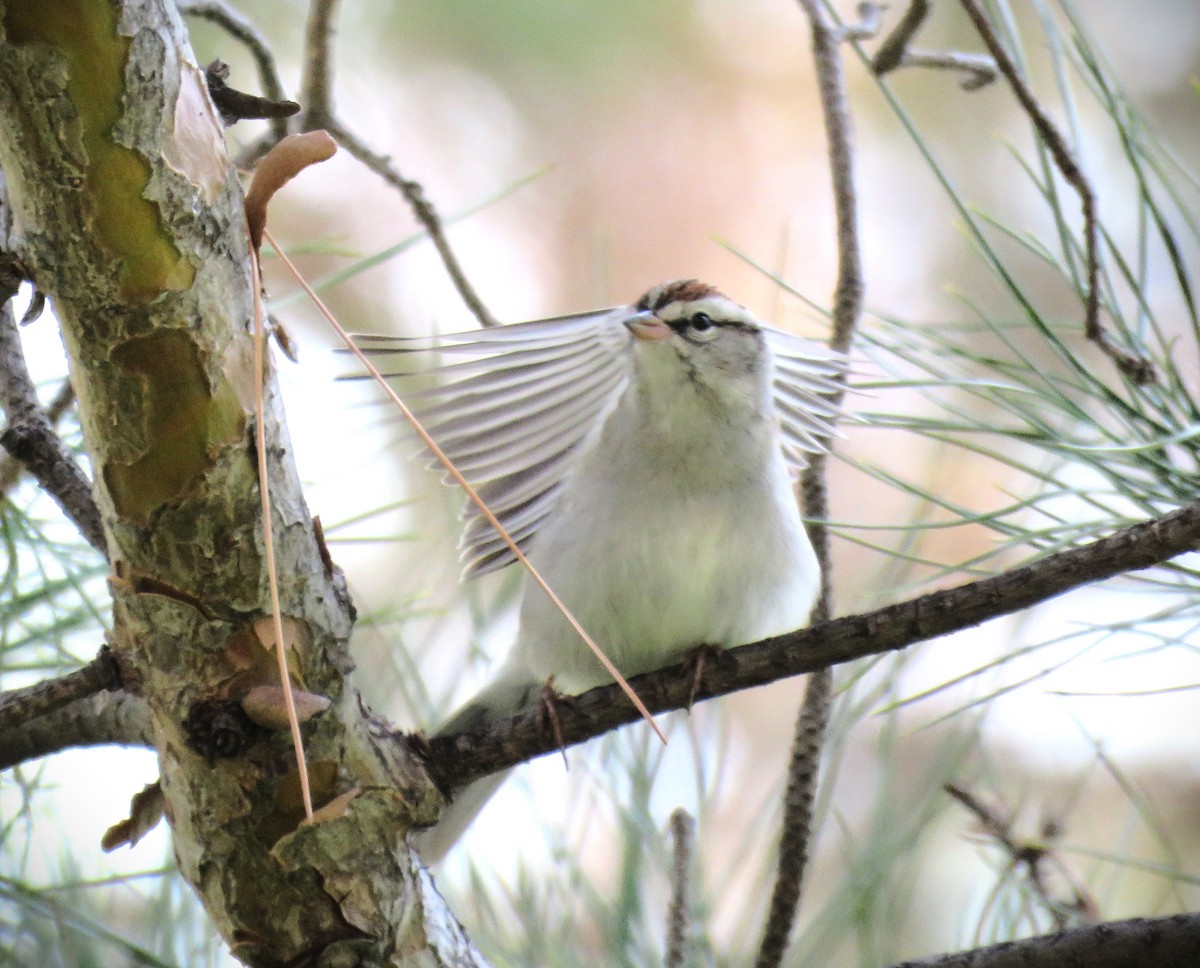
[426,496,1200,790]
[323,120,499,329]
[880,913,1200,968]
[0,266,106,556]
[956,0,1154,385]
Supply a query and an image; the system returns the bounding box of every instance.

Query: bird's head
[622,280,771,422]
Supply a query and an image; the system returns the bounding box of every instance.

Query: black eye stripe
[664,314,754,336]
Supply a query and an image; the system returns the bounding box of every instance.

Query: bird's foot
[538,678,574,769]
[681,644,734,711]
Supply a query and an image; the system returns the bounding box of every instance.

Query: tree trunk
[0,2,483,964]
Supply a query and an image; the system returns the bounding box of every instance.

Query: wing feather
[364,309,630,575]
[766,330,849,475]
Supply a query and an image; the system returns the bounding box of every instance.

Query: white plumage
[363,280,846,863]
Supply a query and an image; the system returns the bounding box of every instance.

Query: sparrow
[365,280,845,863]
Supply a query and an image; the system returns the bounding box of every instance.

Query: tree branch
[0,689,153,771]
[871,0,996,90]
[881,913,1200,968]
[425,497,1200,789]
[664,808,695,968]
[0,263,106,556]
[0,646,122,736]
[301,0,339,129]
[323,119,499,329]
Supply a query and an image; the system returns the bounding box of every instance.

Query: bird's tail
[411,665,539,865]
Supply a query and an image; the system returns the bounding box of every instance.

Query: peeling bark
[0,2,484,964]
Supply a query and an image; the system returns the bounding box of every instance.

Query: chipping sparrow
[374,280,845,863]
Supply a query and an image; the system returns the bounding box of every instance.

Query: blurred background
[4,0,1200,965]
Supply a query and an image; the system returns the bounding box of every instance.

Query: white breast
[511,402,820,694]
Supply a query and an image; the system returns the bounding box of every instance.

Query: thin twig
[181,1,292,142]
[871,0,997,89]
[664,808,695,968]
[755,667,831,968]
[264,228,663,743]
[945,784,1095,932]
[0,647,121,735]
[0,377,73,499]
[0,275,106,556]
[755,2,869,964]
[278,0,498,327]
[324,121,499,328]
[301,0,340,129]
[956,0,1155,385]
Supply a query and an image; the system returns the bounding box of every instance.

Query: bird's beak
[624,311,672,342]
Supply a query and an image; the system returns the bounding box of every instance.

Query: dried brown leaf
[101,781,166,852]
[244,130,337,250]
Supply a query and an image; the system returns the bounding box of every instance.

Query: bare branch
[0,647,122,736]
[325,120,499,329]
[872,0,997,90]
[881,913,1200,968]
[0,270,106,556]
[751,0,873,961]
[0,690,153,772]
[181,1,292,142]
[664,809,695,968]
[754,668,832,968]
[426,497,1200,789]
[957,0,1155,385]
[301,0,340,129]
[0,376,73,499]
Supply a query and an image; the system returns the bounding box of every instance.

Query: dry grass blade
[262,227,666,745]
[250,250,315,819]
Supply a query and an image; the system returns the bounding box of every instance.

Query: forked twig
[945,784,1097,931]
[325,121,499,329]
[871,0,997,90]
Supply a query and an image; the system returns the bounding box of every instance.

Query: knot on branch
[184,699,264,761]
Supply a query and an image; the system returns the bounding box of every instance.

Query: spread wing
[764,329,848,476]
[357,308,632,576]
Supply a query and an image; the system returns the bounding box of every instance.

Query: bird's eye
[690,313,714,332]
